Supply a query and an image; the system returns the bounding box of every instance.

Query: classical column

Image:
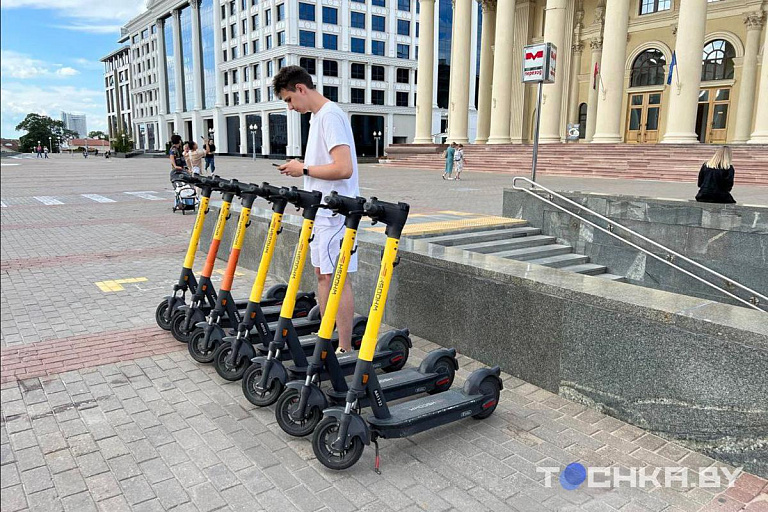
[749,18,768,143]
[733,12,764,142]
[156,18,169,115]
[446,0,473,144]
[585,38,602,141]
[190,1,204,111]
[212,0,225,107]
[414,0,437,143]
[172,10,185,113]
[538,0,568,143]
[509,0,531,143]
[567,42,584,126]
[591,0,630,143]
[475,0,497,144]
[661,0,708,143]
[261,112,271,155]
[239,112,247,155]
[488,0,517,144]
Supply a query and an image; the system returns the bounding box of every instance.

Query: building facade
[100,47,134,141]
[115,0,421,156]
[417,0,768,145]
[60,112,88,139]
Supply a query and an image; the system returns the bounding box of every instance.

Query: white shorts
[310,220,358,275]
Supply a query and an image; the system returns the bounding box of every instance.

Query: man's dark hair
[272,65,314,96]
[171,134,182,145]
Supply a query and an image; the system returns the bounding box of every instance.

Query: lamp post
[249,124,259,160]
[373,131,382,159]
[48,136,52,155]
[208,127,214,141]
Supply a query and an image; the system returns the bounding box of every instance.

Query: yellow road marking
[95,277,149,292]
[213,269,244,277]
[364,215,526,236]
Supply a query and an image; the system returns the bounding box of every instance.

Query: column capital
[589,37,603,51]
[190,0,201,10]
[573,41,584,54]
[744,11,765,31]
[480,0,497,13]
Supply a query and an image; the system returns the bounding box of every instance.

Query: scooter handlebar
[279,186,323,219]
[322,191,367,217]
[364,197,410,239]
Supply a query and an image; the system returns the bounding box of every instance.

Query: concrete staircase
[413,223,627,282]
[383,143,768,185]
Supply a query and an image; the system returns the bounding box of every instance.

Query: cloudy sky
[1,0,147,138]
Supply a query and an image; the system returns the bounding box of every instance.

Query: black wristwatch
[303,165,309,176]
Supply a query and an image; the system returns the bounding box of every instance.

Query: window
[223,49,228,61]
[243,43,249,55]
[268,89,274,101]
[416,22,419,38]
[322,6,338,24]
[630,49,666,87]
[233,92,240,105]
[242,19,247,34]
[254,63,261,78]
[225,93,229,106]
[323,33,338,50]
[299,3,315,21]
[151,24,157,34]
[300,30,316,47]
[371,65,385,81]
[702,39,735,81]
[396,68,409,83]
[397,19,410,36]
[241,0,247,9]
[224,72,229,86]
[245,90,250,103]
[300,57,316,74]
[371,90,385,105]
[252,14,259,30]
[372,0,385,6]
[267,60,274,77]
[397,44,409,59]
[232,69,239,84]
[266,35,273,49]
[372,15,385,32]
[323,59,338,77]
[396,91,409,106]
[324,86,338,102]
[351,12,365,29]
[351,37,365,54]
[142,28,149,39]
[351,88,365,104]
[278,57,285,69]
[265,9,271,25]
[351,63,366,79]
[398,0,410,10]
[371,40,385,56]
[222,27,227,42]
[230,23,237,38]
[255,89,261,102]
[221,5,227,18]
[244,66,250,81]
[277,4,285,21]
[253,39,260,52]
[232,45,239,58]
[639,0,671,15]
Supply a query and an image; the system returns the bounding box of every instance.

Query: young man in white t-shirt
[274,65,360,354]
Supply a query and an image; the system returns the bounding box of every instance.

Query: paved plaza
[1,155,766,511]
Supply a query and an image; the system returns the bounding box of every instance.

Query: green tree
[88,130,107,139]
[15,113,76,153]
[111,129,134,153]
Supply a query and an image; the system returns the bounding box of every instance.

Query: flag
[593,62,599,90]
[667,51,677,85]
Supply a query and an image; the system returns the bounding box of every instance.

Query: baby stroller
[171,175,198,215]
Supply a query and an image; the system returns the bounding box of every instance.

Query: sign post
[522,42,557,183]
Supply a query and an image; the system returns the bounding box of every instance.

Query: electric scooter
[274,198,459,437]
[311,197,503,472]
[171,179,316,343]
[241,192,411,408]
[155,173,224,330]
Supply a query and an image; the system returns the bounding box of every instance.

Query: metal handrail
[511,177,766,312]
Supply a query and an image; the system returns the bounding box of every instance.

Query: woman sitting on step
[696,146,736,204]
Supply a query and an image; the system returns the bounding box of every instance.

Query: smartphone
[272,163,281,167]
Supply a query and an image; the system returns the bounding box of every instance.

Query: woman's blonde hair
[707,146,732,169]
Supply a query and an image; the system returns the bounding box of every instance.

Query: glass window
[396,68,409,83]
[224,72,229,86]
[702,39,735,81]
[268,89,274,101]
[323,59,338,77]
[630,49,666,87]
[371,90,385,105]
[639,0,671,15]
[245,90,250,103]
[255,89,261,102]
[397,19,410,36]
[372,15,385,32]
[254,63,260,78]
[225,93,229,106]
[151,24,157,34]
[351,12,365,29]
[222,27,227,42]
[241,0,247,9]
[324,86,338,102]
[300,57,316,74]
[716,89,730,101]
[265,9,271,25]
[396,91,409,106]
[398,0,410,10]
[223,49,227,61]
[371,40,385,56]
[278,31,285,46]
[230,23,237,38]
[351,38,365,54]
[299,3,315,21]
[323,7,338,24]
[267,60,273,76]
[372,0,385,6]
[351,88,365,104]
[278,57,285,69]
[252,14,259,30]
[242,19,247,33]
[244,66,250,81]
[416,22,419,38]
[323,33,338,50]
[371,65,385,81]
[243,42,249,55]
[277,4,285,21]
[232,69,238,83]
[232,45,239,58]
[266,35,272,49]
[712,104,728,129]
[351,63,366,79]
[233,92,240,105]
[253,39,260,52]
[300,30,315,47]
[141,28,149,39]
[221,5,226,18]
[397,44,409,59]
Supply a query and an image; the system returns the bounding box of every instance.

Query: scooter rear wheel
[242,363,284,407]
[188,329,216,363]
[155,301,172,330]
[427,356,456,394]
[472,376,501,420]
[275,388,322,437]
[312,417,364,470]
[382,335,410,373]
[213,342,249,381]
[170,310,192,343]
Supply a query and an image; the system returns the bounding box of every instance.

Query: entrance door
[695,87,730,143]
[625,92,662,143]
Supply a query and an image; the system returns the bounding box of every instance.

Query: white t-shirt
[303,101,359,225]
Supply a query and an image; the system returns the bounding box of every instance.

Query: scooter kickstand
[372,439,381,475]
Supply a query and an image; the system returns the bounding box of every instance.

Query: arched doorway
[625,49,665,143]
[696,39,735,143]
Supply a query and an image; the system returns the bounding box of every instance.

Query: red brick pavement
[0,326,185,385]
[702,473,768,511]
[0,244,188,271]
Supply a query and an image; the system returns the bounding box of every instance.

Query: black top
[206,143,216,155]
[170,146,185,171]
[696,164,735,204]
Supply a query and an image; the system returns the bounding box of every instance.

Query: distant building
[100,46,133,141]
[60,112,88,138]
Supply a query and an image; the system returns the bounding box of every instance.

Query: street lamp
[208,127,215,141]
[373,131,382,159]
[249,124,259,160]
[48,136,52,155]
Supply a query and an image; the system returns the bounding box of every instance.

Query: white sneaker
[335,347,346,355]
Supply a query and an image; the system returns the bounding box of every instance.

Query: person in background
[696,146,736,204]
[43,146,49,159]
[442,142,456,180]
[454,144,465,180]
[187,141,206,179]
[168,134,186,181]
[204,138,216,173]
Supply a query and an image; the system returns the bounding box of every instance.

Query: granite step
[559,263,608,276]
[492,244,573,261]
[422,226,541,246]
[454,235,557,254]
[596,273,628,282]
[527,253,590,268]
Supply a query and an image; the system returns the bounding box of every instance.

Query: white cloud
[0,0,144,23]
[53,23,125,35]
[1,50,82,80]
[56,67,80,77]
[72,58,105,71]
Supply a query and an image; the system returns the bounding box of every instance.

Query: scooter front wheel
[242,363,284,407]
[188,329,216,363]
[312,417,364,471]
[213,342,249,381]
[275,388,322,437]
[155,301,172,330]
[170,310,192,343]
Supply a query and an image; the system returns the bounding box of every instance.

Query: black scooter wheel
[242,364,284,407]
[213,342,249,382]
[472,377,501,420]
[312,417,364,471]
[155,301,172,330]
[264,283,287,301]
[275,388,322,437]
[170,310,191,343]
[382,335,409,373]
[188,329,216,363]
[427,356,456,394]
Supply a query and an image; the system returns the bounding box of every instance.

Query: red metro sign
[522,43,557,84]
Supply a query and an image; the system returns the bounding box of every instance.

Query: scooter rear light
[391,355,404,364]
[482,399,497,410]
[436,377,450,386]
